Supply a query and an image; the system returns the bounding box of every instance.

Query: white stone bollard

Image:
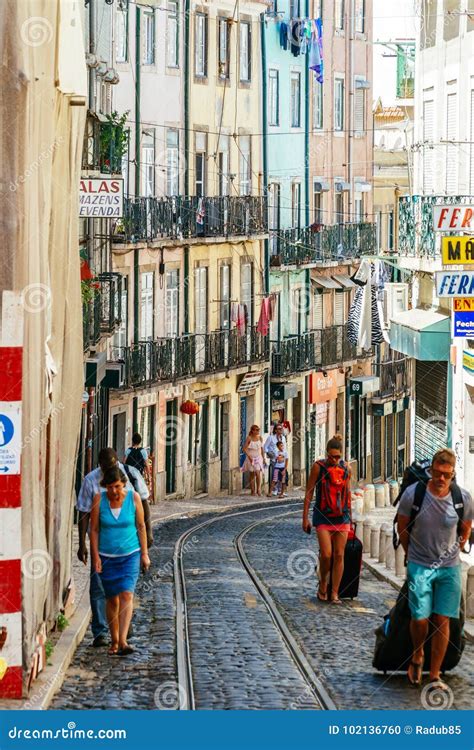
[379,524,388,564]
[375,484,386,508]
[352,490,364,517]
[364,484,375,513]
[363,519,372,551]
[385,529,395,571]
[384,482,391,507]
[395,543,405,577]
[466,566,474,619]
[389,480,400,506]
[370,524,380,559]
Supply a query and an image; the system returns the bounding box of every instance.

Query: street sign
[452,311,474,338]
[433,205,474,232]
[454,298,474,312]
[436,271,474,297]
[79,178,124,218]
[0,403,21,475]
[349,376,380,396]
[441,236,474,265]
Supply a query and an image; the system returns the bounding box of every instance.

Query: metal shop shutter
[385,413,394,479]
[372,415,382,480]
[334,290,345,326]
[313,290,324,329]
[414,360,448,462]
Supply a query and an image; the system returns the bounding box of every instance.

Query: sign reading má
[441,236,474,265]
[79,178,124,218]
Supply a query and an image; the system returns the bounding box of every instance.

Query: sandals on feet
[108,644,119,656]
[407,660,423,686]
[117,645,135,657]
[330,597,342,605]
[317,586,328,602]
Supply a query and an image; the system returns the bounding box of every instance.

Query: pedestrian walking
[76,448,151,647]
[264,423,287,495]
[302,434,351,604]
[124,432,149,480]
[241,425,265,497]
[90,466,150,656]
[397,448,472,689]
[267,440,289,498]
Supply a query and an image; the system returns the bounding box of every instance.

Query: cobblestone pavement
[52,501,473,710]
[242,511,474,711]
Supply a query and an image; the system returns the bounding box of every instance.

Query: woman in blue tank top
[90,466,150,656]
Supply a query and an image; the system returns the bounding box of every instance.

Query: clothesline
[278,17,324,83]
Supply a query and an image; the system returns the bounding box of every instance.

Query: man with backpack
[124,433,149,481]
[397,449,472,689]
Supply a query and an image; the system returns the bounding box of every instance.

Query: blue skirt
[99,550,140,598]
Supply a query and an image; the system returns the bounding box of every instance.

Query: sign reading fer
[433,204,474,232]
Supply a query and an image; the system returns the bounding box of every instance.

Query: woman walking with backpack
[302,434,351,604]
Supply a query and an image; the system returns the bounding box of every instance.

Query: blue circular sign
[0,415,14,447]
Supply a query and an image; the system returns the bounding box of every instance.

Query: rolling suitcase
[329,525,363,599]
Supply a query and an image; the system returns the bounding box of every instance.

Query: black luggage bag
[329,527,363,600]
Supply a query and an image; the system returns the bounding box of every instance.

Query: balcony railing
[82,117,125,175]
[398,195,472,258]
[83,273,123,352]
[271,325,367,377]
[373,354,411,399]
[270,222,376,266]
[115,327,269,389]
[113,195,268,244]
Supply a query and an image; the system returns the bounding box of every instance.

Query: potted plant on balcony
[99,110,129,174]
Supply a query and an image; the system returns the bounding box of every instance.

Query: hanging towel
[231,302,240,325]
[279,21,288,50]
[257,298,271,336]
[196,197,205,225]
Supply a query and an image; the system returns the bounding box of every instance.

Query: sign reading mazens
[79,178,124,218]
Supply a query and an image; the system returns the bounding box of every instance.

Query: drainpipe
[304,0,311,461]
[348,0,355,220]
[133,5,141,433]
[261,12,270,430]
[183,0,190,334]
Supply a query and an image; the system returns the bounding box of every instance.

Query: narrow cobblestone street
[51,502,474,711]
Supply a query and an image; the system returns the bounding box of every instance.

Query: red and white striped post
[0,294,23,698]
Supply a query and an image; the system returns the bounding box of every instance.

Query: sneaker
[92,634,109,648]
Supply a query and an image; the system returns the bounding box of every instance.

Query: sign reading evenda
[433,205,474,232]
[79,178,124,218]
[441,236,474,265]
[436,271,474,297]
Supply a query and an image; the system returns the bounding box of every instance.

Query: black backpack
[125,447,146,475]
[123,464,139,492]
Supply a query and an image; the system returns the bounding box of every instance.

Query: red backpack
[316,460,350,518]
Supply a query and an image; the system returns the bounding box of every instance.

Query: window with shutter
[423,98,434,192]
[446,92,457,194]
[334,291,345,325]
[385,413,394,479]
[334,78,344,131]
[354,87,365,133]
[140,272,154,340]
[373,415,382,480]
[313,291,324,329]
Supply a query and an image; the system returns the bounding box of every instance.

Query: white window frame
[354,78,365,134]
[140,272,154,341]
[166,128,179,196]
[167,1,179,68]
[290,70,302,128]
[313,78,323,130]
[116,7,128,63]
[141,139,155,197]
[355,0,365,33]
[313,185,323,224]
[335,0,344,30]
[218,17,231,79]
[239,21,251,82]
[195,12,207,77]
[143,10,155,65]
[239,136,251,195]
[165,269,179,338]
[292,182,301,229]
[268,69,280,127]
[334,76,344,132]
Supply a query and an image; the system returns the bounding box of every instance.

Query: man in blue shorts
[398,449,472,689]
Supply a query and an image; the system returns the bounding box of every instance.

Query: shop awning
[332,274,357,289]
[312,276,342,291]
[390,309,450,361]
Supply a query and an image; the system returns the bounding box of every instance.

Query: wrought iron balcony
[83,273,123,352]
[373,353,411,399]
[398,195,472,258]
[270,222,376,267]
[115,327,269,389]
[82,116,125,175]
[113,195,268,244]
[271,325,367,378]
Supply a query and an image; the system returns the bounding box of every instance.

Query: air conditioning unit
[383,283,409,329]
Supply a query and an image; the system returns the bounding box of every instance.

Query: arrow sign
[0,467,9,473]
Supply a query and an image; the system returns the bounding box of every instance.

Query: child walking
[267,441,288,498]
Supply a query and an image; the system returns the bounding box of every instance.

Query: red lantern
[181,400,200,415]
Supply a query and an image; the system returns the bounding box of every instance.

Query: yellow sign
[463,351,474,374]
[442,236,474,264]
[454,298,474,312]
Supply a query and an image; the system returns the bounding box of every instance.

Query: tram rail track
[173,500,336,711]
